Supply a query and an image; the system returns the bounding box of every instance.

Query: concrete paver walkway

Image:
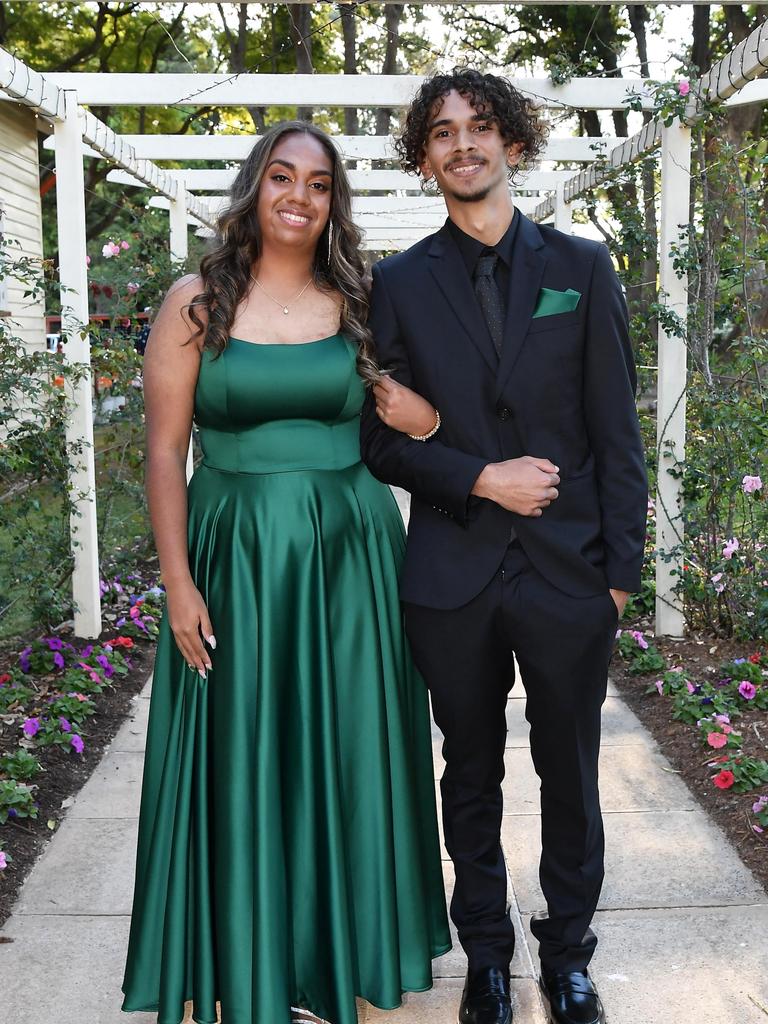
[2,494,767,1022]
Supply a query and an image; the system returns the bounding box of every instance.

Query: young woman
[121,122,450,1024]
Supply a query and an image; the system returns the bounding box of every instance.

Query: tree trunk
[340,4,358,139]
[288,3,314,122]
[217,3,265,131]
[375,4,404,138]
[627,4,658,321]
[691,4,710,74]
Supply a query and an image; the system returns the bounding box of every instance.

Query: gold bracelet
[408,409,441,441]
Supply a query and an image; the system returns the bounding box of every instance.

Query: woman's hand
[166,580,216,677]
[373,375,439,437]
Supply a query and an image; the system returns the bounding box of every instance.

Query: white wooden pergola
[1,14,767,639]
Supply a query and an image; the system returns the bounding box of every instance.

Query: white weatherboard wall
[0,103,46,352]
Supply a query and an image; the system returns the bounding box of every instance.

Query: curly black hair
[396,68,548,186]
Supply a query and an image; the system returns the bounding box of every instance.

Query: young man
[360,70,647,1024]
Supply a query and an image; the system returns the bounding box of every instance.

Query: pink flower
[715,713,730,726]
[0,851,6,870]
[126,282,139,294]
[755,825,765,834]
[120,240,130,250]
[752,796,768,814]
[631,630,649,650]
[686,680,696,694]
[102,243,114,258]
[707,732,727,749]
[71,734,84,754]
[85,255,91,267]
[655,679,664,695]
[739,681,757,700]
[742,475,762,494]
[678,78,690,96]
[67,692,89,702]
[722,537,739,560]
[22,717,41,737]
[711,572,725,594]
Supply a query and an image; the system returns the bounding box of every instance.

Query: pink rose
[742,475,762,494]
[678,78,690,97]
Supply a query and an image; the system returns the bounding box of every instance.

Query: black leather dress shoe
[539,969,605,1024]
[459,967,513,1024]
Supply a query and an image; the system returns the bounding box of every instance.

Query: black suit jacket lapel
[427,222,498,374]
[495,214,548,399]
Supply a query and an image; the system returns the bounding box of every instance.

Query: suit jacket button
[497,405,513,421]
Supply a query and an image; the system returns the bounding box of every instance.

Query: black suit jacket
[360,214,648,610]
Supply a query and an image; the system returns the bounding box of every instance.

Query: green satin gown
[122,334,451,1024]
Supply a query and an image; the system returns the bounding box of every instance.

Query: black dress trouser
[403,541,618,974]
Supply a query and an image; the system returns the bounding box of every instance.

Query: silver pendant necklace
[251,274,312,315]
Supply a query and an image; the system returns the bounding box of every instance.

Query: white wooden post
[54,92,101,637]
[655,119,691,637]
[169,191,188,264]
[553,182,572,233]
[169,191,195,483]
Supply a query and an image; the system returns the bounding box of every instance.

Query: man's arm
[361,260,561,522]
[583,244,649,593]
[360,260,490,523]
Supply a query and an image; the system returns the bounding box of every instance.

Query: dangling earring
[327,219,333,265]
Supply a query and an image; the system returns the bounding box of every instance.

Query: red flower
[0,673,11,685]
[110,636,134,649]
[713,770,735,790]
[749,653,761,664]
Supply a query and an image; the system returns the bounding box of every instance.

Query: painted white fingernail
[207,635,217,650]
[198,668,207,679]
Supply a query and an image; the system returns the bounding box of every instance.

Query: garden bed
[611,628,768,893]
[0,573,161,929]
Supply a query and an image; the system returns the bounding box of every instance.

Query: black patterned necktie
[473,250,504,357]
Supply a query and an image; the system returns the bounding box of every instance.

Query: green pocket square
[532,287,582,319]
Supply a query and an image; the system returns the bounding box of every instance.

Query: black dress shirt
[446,211,520,315]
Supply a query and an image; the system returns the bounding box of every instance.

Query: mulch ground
[0,641,155,930]
[611,630,768,893]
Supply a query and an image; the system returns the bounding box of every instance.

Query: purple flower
[711,572,725,594]
[686,680,696,694]
[46,637,64,651]
[7,808,16,819]
[655,680,664,695]
[739,681,757,700]
[58,716,71,733]
[95,654,114,679]
[0,851,7,870]
[22,717,41,737]
[99,579,109,596]
[19,647,32,673]
[112,580,123,593]
[80,644,93,659]
[715,713,731,726]
[115,617,127,628]
[752,796,768,814]
[53,651,65,670]
[71,734,84,754]
[733,658,746,665]
[754,825,765,834]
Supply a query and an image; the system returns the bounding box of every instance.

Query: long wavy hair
[188,121,379,384]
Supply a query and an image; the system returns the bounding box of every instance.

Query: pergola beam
[108,166,572,193]
[43,134,621,164]
[0,46,65,121]
[44,73,660,111]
